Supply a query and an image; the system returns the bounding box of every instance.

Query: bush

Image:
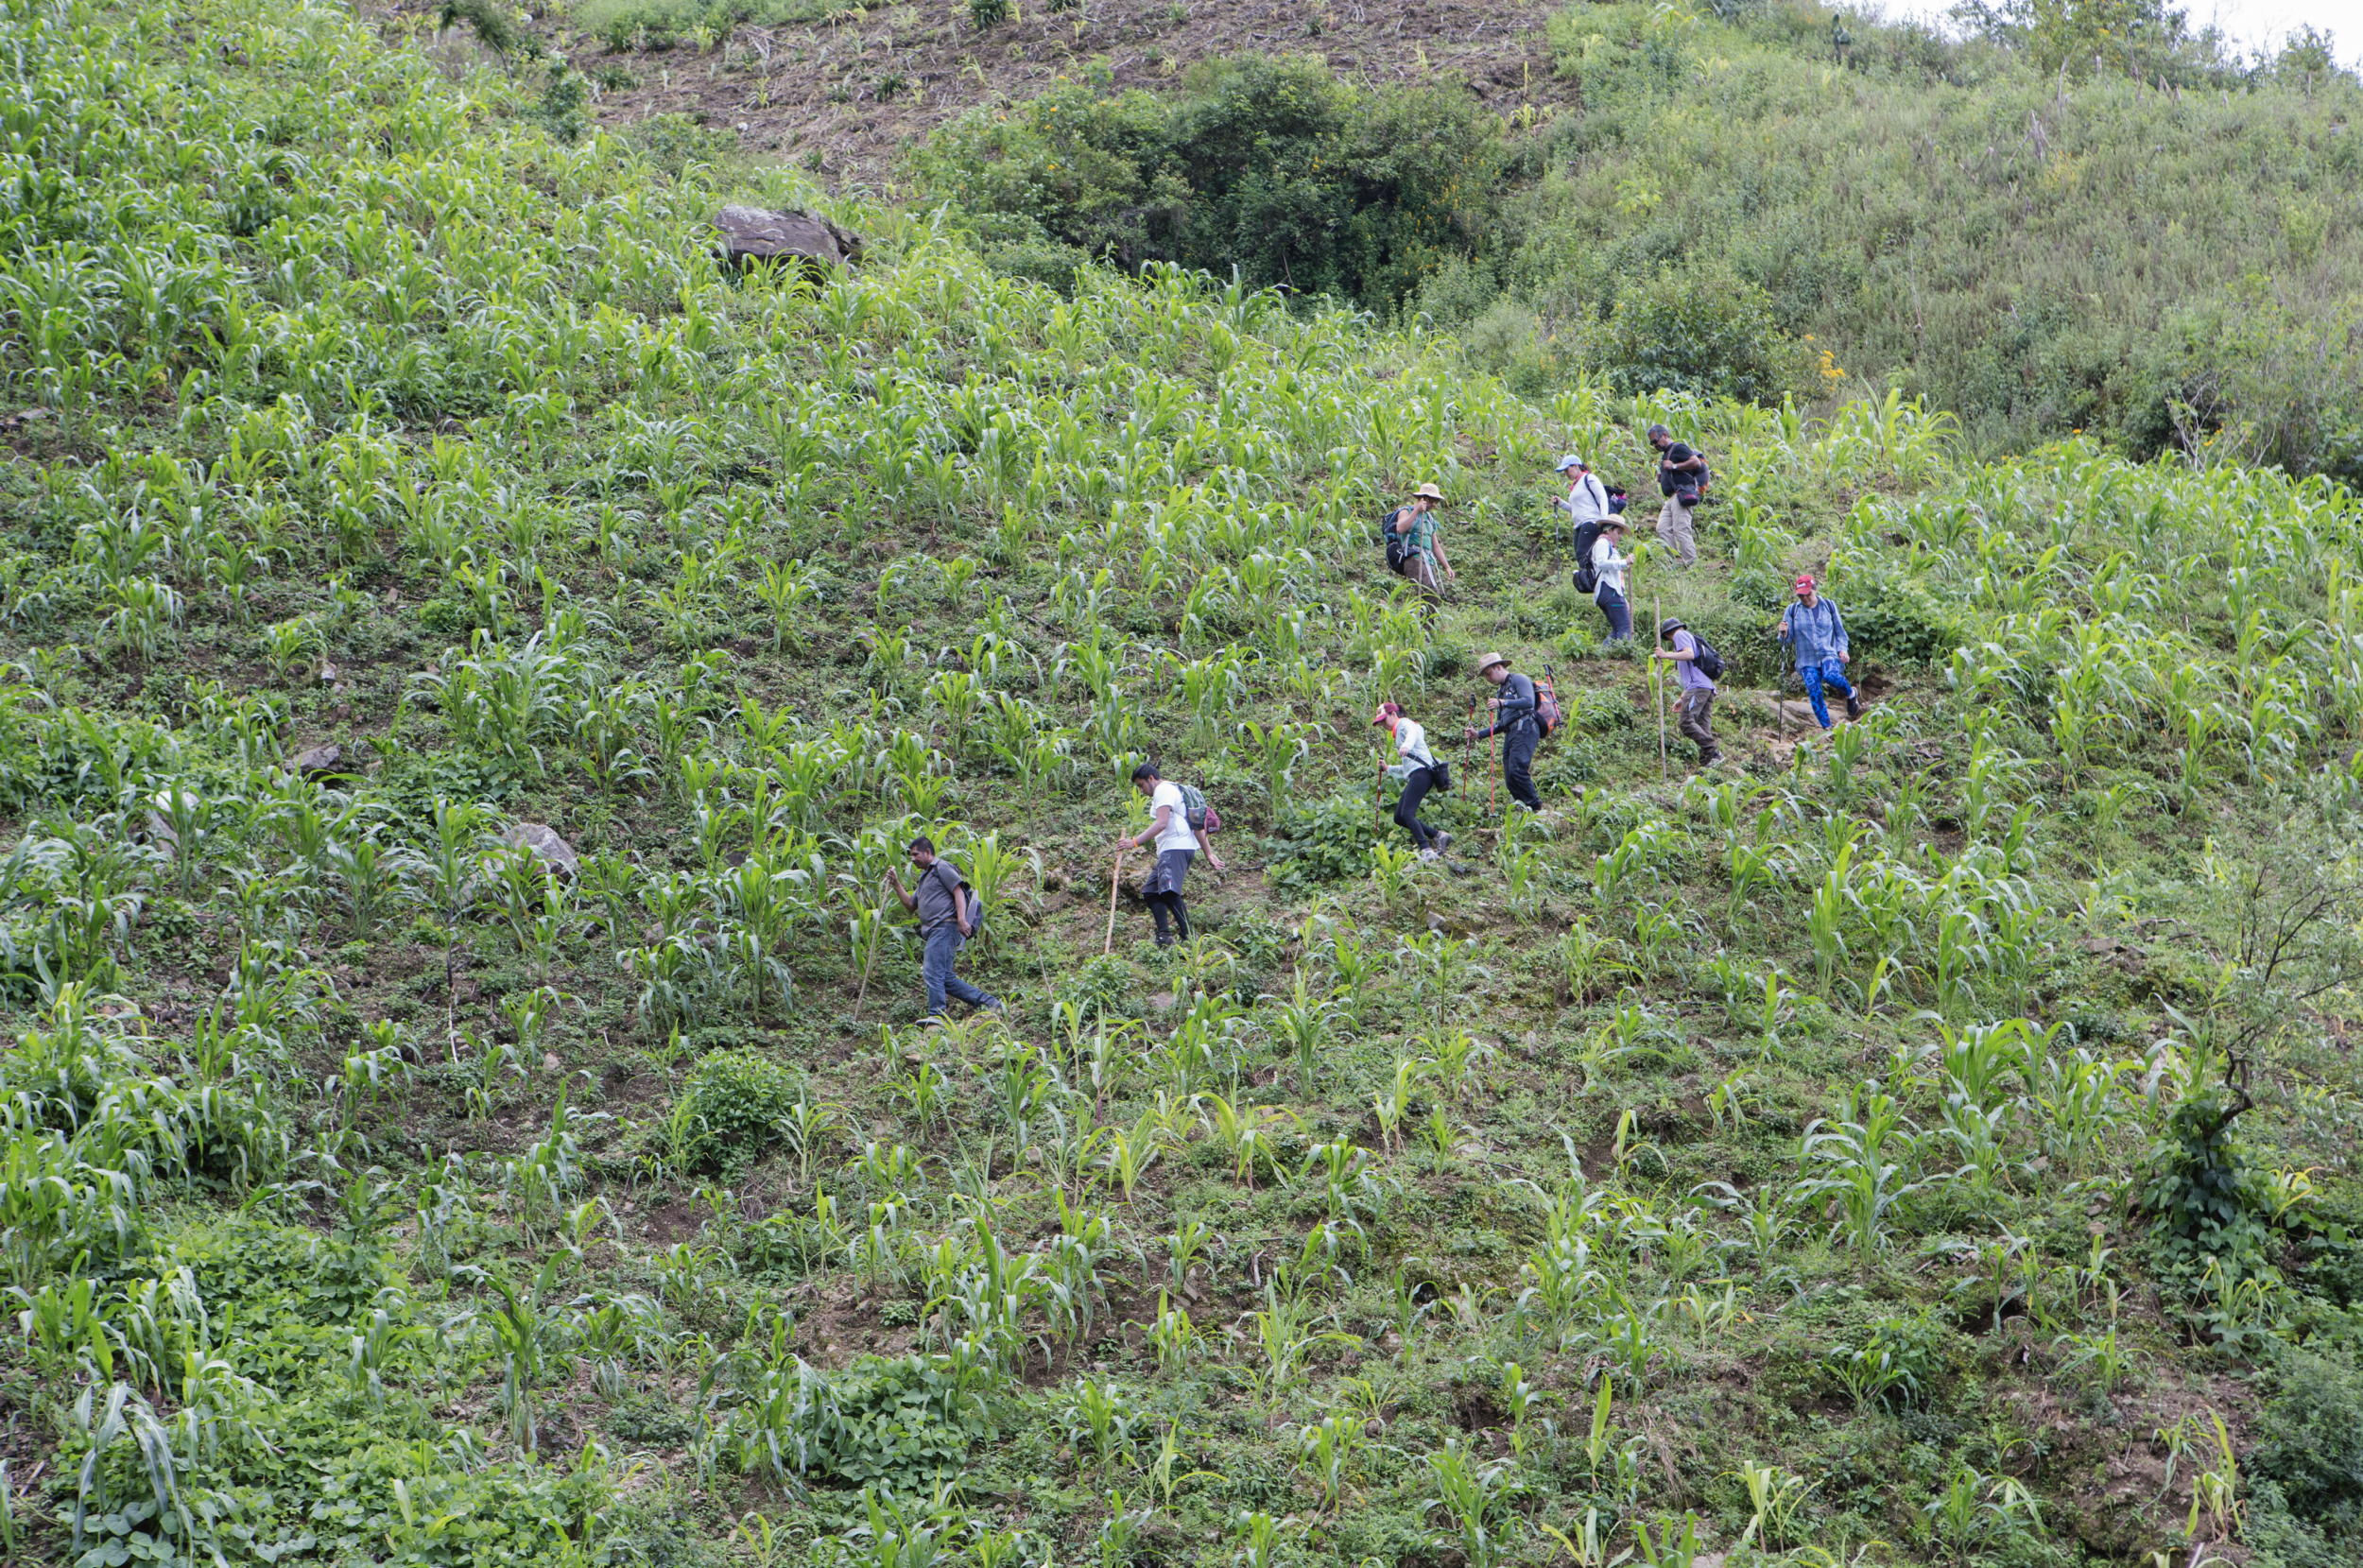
[1267,790,1379,892]
[680,1049,797,1169]
[2251,1350,2363,1533]
[1603,260,1804,405]
[1831,570,1964,666]
[913,55,1509,310]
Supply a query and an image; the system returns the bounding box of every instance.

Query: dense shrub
[2251,1350,2363,1536]
[1830,571,1966,667]
[1601,261,1805,405]
[680,1048,797,1168]
[913,55,1508,310]
[1267,790,1379,892]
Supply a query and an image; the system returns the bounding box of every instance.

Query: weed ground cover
[0,3,2360,1567]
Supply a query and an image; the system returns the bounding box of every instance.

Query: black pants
[1500,724,1541,811]
[1395,767,1440,850]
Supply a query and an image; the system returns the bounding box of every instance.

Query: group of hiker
[905,425,1870,1018]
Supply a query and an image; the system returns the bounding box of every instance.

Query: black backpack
[1571,519,1606,594]
[1685,631,1725,681]
[1380,508,1411,575]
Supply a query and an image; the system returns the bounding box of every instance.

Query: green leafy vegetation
[0,1,2361,1566]
[919,2,2363,478]
[913,54,1509,311]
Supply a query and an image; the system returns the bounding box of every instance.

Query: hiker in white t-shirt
[1115,760,1199,946]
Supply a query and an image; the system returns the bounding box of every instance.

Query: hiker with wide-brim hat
[1652,618,1719,768]
[1590,517,1634,641]
[1390,483,1455,600]
[1463,651,1544,813]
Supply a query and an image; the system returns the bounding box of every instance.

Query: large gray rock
[714,205,864,272]
[504,822,579,877]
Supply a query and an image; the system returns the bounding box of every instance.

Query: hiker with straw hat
[1463,651,1544,813]
[1589,516,1634,641]
[1388,483,1455,600]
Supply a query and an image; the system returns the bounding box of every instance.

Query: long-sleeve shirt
[1562,474,1610,528]
[1472,672,1538,739]
[1779,596,1850,667]
[1388,718,1437,775]
[1591,537,1630,602]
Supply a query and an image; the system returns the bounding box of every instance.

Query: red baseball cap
[1371,701,1402,727]
[1793,574,1818,592]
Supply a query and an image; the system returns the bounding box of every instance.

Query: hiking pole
[1103,847,1127,956]
[1653,594,1669,782]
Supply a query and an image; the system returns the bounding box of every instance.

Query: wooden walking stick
[1653,594,1669,781]
[1102,846,1127,956]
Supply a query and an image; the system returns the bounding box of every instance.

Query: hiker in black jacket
[1464,651,1544,813]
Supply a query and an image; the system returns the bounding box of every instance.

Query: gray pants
[1658,495,1697,567]
[1677,688,1716,763]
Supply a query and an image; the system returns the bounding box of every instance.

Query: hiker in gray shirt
[886,835,1000,1023]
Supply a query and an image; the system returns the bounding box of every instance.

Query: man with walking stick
[1464,652,1544,815]
[886,836,1002,1024]
[1652,617,1720,768]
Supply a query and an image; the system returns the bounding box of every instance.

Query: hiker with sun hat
[1389,482,1456,599]
[1464,651,1543,813]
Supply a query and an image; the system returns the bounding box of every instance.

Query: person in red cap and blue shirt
[1774,573,1862,730]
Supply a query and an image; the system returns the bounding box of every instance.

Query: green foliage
[914,55,1509,308]
[2251,1350,2363,1535]
[1267,791,1380,893]
[1831,570,1965,667]
[680,1049,797,1169]
[2142,1093,2270,1256]
[761,1353,989,1488]
[1473,0,2363,456]
[1601,260,1805,405]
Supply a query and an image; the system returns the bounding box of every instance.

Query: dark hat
[1657,618,1684,637]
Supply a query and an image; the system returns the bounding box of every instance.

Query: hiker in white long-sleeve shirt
[1558,453,1610,535]
[1591,518,1633,641]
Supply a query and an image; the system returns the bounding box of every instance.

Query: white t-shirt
[1150,780,1198,853]
[1393,718,1437,769]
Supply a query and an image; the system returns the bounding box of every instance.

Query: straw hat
[1413,482,1445,501]
[1476,651,1509,675]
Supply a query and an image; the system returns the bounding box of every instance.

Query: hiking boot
[1700,750,1721,768]
[1845,691,1863,721]
[984,997,1007,1016]
[1418,848,1440,864]
[1434,831,1454,853]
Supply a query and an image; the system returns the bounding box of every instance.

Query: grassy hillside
[2,3,2363,1568]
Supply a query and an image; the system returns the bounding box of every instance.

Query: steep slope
[481,0,1574,188]
[0,3,2360,1567]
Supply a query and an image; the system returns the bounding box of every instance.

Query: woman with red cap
[1774,573,1861,731]
[1372,702,1454,861]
